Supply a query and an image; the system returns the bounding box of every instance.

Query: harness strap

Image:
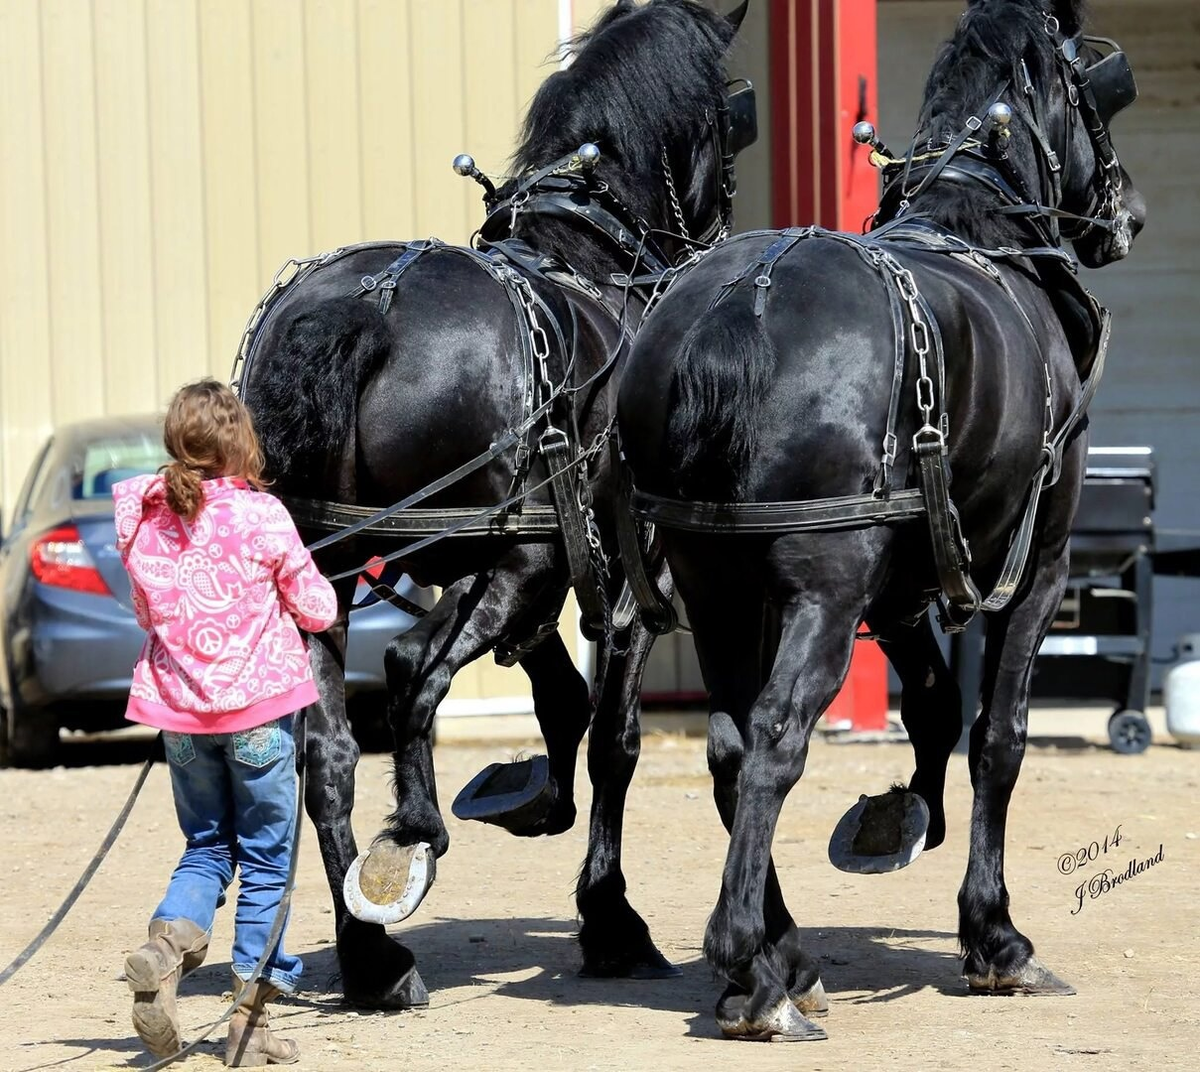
[610,435,677,634]
[904,279,982,627]
[345,240,438,306]
[997,200,1122,232]
[306,433,520,552]
[630,486,927,534]
[323,430,609,582]
[707,226,810,313]
[915,429,981,625]
[874,271,907,496]
[285,496,561,538]
[542,429,607,638]
[360,577,431,619]
[486,189,672,275]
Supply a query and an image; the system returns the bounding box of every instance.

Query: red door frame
[769,0,879,232]
[768,1,889,729]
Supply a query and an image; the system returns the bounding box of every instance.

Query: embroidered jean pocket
[232,723,283,768]
[163,731,196,767]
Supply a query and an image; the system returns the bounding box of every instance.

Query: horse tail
[249,300,392,483]
[665,300,776,500]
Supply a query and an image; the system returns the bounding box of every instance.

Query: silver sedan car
[0,414,426,766]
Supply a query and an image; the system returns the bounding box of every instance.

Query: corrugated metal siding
[0,0,570,522]
[0,0,612,710]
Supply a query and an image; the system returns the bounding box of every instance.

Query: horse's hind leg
[698,566,867,1042]
[576,605,676,979]
[343,549,563,923]
[302,597,426,1009]
[688,588,826,1026]
[513,625,590,836]
[881,615,962,849]
[959,454,1083,997]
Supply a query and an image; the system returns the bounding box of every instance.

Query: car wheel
[0,700,61,768]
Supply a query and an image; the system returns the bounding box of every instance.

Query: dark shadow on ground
[174,918,965,1041]
[7,1033,203,1072]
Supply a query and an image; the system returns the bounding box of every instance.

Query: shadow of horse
[18,920,969,1068]
[184,917,966,1036]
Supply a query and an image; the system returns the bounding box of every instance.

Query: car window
[9,437,55,533]
[75,434,170,500]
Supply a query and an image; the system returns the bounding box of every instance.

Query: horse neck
[902,185,1024,249]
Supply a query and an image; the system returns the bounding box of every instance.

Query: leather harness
[625,17,1131,634]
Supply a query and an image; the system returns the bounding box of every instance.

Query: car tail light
[30,524,110,596]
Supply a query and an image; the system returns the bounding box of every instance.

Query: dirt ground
[1,713,1198,1072]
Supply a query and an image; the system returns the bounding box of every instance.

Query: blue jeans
[154,716,303,992]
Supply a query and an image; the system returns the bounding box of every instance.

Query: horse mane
[500,0,735,266]
[905,0,1089,245]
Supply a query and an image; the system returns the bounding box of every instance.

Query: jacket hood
[113,474,253,554]
[113,474,166,555]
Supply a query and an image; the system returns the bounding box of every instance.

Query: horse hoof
[718,997,828,1042]
[579,944,682,980]
[345,965,430,1010]
[343,841,434,925]
[828,790,929,874]
[792,977,829,1018]
[392,966,430,1008]
[450,755,560,835]
[967,957,1076,996]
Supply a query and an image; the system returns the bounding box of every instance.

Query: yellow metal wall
[0,0,619,709]
[0,0,571,519]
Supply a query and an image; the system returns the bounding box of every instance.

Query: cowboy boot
[225,978,300,1066]
[124,918,209,1058]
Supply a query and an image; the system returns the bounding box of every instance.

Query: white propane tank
[1164,634,1200,747]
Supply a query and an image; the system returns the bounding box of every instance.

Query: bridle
[663,77,758,245]
[879,12,1136,250]
[477,79,757,271]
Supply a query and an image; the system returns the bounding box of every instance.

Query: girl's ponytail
[161,377,268,523]
[162,460,205,522]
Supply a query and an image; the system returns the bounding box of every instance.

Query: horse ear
[724,0,750,35]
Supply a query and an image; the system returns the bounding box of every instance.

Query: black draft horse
[618,0,1145,1042]
[240,0,751,1008]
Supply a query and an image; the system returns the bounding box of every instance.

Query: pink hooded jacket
[114,474,338,734]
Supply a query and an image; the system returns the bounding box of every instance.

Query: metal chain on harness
[231,254,329,395]
[661,148,694,244]
[893,262,943,444]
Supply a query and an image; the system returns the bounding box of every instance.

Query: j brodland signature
[1070,845,1165,915]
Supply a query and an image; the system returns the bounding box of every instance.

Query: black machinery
[1031,447,1155,752]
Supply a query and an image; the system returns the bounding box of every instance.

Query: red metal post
[770,0,888,731]
[770,0,879,231]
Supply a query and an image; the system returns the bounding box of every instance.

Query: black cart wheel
[1108,709,1152,755]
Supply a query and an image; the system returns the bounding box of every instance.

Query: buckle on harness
[881,432,898,466]
[913,423,945,453]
